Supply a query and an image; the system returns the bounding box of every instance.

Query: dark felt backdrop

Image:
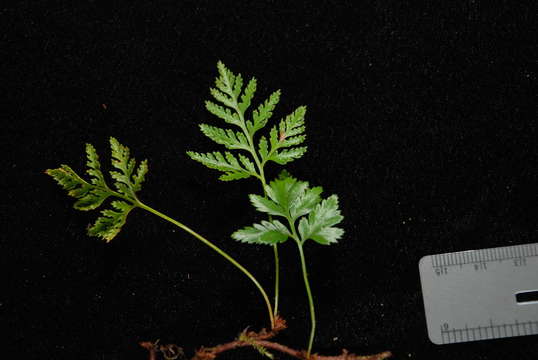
[3,1,537,359]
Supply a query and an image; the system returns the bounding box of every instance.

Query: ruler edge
[418,242,538,345]
[418,254,443,345]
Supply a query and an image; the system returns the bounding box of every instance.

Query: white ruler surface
[419,243,538,344]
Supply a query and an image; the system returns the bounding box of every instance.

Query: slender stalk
[230,91,281,320]
[136,201,275,328]
[256,165,280,318]
[286,217,316,358]
[297,243,316,358]
[272,243,280,316]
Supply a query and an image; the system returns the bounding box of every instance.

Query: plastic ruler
[419,243,538,344]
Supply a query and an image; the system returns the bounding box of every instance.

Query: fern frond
[190,62,308,183]
[46,138,148,241]
[235,172,343,246]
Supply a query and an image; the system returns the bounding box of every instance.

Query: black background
[4,1,537,359]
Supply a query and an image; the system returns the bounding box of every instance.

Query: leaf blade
[87,200,135,242]
[232,220,290,245]
[298,195,344,245]
[186,151,254,181]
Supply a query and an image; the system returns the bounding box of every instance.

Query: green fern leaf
[264,106,307,165]
[238,77,257,113]
[46,138,148,241]
[85,143,106,185]
[88,200,135,242]
[110,137,133,175]
[298,195,344,245]
[205,101,241,126]
[73,188,111,211]
[210,88,234,108]
[238,154,256,173]
[46,165,90,194]
[264,174,310,216]
[132,159,148,192]
[191,62,309,184]
[236,173,343,246]
[270,146,308,165]
[290,185,323,220]
[199,124,250,150]
[186,151,254,181]
[46,165,110,211]
[247,90,281,136]
[232,73,243,98]
[232,220,290,245]
[249,194,286,217]
[109,137,146,197]
[215,61,237,96]
[258,136,269,159]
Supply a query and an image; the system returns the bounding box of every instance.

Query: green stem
[231,94,281,320]
[272,243,280,316]
[258,172,280,318]
[137,201,275,328]
[297,243,316,358]
[287,217,316,358]
[257,167,280,318]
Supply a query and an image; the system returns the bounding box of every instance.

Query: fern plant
[233,172,344,357]
[45,63,392,360]
[188,63,343,357]
[45,137,275,327]
[187,61,307,321]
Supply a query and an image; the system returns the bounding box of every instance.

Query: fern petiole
[255,165,281,319]
[255,166,281,318]
[287,216,316,358]
[297,243,316,359]
[136,200,275,328]
[271,243,280,317]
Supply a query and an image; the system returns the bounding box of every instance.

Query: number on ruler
[435,267,448,276]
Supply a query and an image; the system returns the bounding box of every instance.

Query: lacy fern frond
[232,172,343,246]
[187,61,308,181]
[45,137,147,242]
